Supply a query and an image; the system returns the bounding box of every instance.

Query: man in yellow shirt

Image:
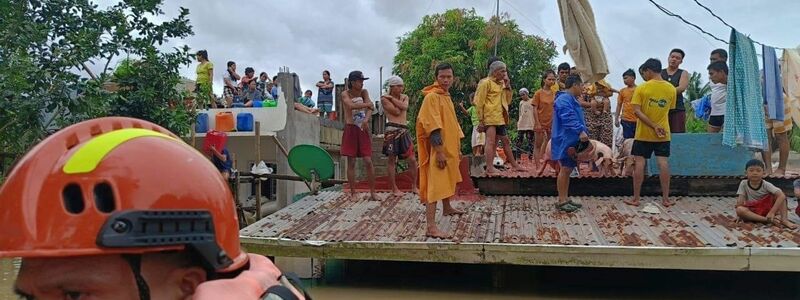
[625,58,676,208]
[416,63,465,239]
[476,60,525,175]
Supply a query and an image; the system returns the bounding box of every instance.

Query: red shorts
[668,110,686,133]
[744,194,776,217]
[342,124,372,157]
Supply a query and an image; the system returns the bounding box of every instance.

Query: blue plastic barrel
[237,112,254,131]
[196,113,208,133]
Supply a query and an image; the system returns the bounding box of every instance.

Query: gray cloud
[146,0,798,105]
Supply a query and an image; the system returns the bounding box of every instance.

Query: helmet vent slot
[65,134,80,150]
[93,182,116,213]
[89,124,103,136]
[62,183,85,214]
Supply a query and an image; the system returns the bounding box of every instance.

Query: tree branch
[40,104,68,139]
[81,62,97,80]
[103,54,115,77]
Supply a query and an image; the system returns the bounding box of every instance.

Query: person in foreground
[1,117,307,300]
[551,74,589,213]
[626,58,676,208]
[416,63,465,238]
[735,159,797,229]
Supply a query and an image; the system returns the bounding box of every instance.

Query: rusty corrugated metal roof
[471,159,800,179]
[241,191,800,248]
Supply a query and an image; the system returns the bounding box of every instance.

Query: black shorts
[490,125,507,136]
[631,141,670,159]
[708,115,724,127]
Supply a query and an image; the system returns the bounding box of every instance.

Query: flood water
[2,259,798,299]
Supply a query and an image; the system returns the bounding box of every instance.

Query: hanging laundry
[690,95,711,121]
[782,48,800,126]
[723,29,768,150]
[557,0,608,83]
[762,45,784,121]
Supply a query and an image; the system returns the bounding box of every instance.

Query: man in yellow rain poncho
[416,63,465,239]
[476,60,526,175]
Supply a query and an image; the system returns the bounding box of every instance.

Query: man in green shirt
[459,92,484,156]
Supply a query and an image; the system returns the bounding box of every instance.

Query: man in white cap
[381,75,418,196]
[475,59,526,175]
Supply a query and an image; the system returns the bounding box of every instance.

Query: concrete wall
[647,133,753,176]
[276,72,320,208]
[192,135,279,199]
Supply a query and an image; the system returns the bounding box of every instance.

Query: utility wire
[647,0,728,45]
[691,0,784,49]
[649,0,787,49]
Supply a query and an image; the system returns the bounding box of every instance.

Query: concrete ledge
[240,237,800,272]
[647,133,753,176]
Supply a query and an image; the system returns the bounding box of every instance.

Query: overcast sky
[154,0,799,104]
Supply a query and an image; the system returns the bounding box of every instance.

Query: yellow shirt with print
[631,79,676,142]
[475,76,512,126]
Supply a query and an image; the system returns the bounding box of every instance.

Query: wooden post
[255,122,262,220]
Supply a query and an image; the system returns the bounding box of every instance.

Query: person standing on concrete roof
[416,63,465,239]
[341,70,380,202]
[381,75,418,197]
[195,50,215,108]
[316,70,335,118]
[223,61,241,107]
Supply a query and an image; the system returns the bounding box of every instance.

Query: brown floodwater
[2,259,798,299]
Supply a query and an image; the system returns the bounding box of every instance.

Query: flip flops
[556,201,579,212]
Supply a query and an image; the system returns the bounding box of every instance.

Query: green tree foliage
[392,9,557,154]
[0,0,194,166]
[684,71,711,133]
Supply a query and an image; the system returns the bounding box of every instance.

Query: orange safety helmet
[0,117,247,273]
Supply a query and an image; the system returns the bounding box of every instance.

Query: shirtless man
[381,75,419,196]
[341,70,380,201]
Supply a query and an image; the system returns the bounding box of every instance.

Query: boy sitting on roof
[736,159,797,229]
[294,90,319,115]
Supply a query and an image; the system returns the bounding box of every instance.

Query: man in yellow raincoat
[476,60,526,175]
[416,63,465,239]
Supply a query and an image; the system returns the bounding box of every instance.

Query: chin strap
[122,254,151,300]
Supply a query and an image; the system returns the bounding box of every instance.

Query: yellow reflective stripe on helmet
[63,128,177,174]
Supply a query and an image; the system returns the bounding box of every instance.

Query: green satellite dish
[287,144,335,183]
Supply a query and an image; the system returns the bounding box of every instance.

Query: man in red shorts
[735,159,797,229]
[342,70,380,201]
